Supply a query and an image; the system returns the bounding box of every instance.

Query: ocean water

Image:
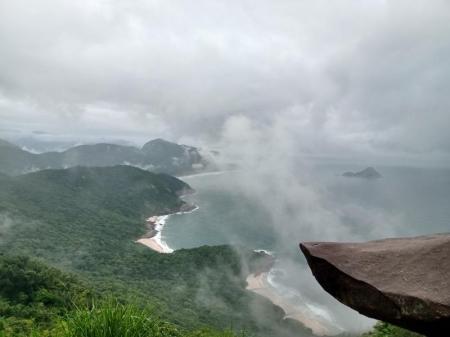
[162,165,450,334]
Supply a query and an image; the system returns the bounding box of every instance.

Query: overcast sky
[1,0,449,165]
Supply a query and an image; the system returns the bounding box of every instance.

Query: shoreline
[136,214,173,253]
[136,204,337,335]
[177,170,227,180]
[246,272,334,336]
[136,204,199,253]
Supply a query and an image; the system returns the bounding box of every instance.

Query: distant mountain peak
[143,138,172,145]
[141,138,191,152]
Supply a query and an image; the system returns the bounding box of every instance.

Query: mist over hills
[0,137,424,337]
[0,138,211,176]
[0,165,315,337]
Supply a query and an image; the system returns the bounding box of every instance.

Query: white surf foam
[253,249,274,256]
[178,170,227,180]
[155,206,200,252]
[266,267,344,334]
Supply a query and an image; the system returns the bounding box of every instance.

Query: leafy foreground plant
[362,322,423,337]
[57,301,245,337]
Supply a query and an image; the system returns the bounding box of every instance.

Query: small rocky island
[342,166,382,179]
[300,234,450,336]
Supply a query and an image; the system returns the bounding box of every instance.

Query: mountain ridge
[0,138,210,176]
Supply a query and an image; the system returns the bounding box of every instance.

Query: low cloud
[0,213,14,243]
[0,0,449,165]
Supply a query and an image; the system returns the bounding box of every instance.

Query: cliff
[300,234,450,336]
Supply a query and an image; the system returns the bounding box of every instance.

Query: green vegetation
[363,322,423,337]
[0,255,92,336]
[0,255,240,337]
[60,302,182,337]
[0,166,313,337]
[58,301,245,337]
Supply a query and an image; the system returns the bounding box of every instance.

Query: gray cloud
[0,0,449,164]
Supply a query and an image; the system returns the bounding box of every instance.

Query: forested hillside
[0,166,313,337]
[0,254,244,337]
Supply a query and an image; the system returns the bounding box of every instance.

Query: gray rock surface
[300,234,450,336]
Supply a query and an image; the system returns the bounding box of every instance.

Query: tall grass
[58,301,182,337]
[56,301,246,337]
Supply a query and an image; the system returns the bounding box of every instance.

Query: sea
[161,163,450,334]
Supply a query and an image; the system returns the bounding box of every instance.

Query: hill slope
[0,166,191,266]
[0,254,92,336]
[0,166,313,337]
[0,254,248,337]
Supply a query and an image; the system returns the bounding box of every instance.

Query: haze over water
[163,164,450,333]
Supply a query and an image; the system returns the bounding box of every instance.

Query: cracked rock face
[300,234,450,336]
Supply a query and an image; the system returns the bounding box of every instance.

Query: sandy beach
[136,237,166,253]
[137,211,335,334]
[136,201,334,333]
[246,273,334,336]
[135,215,173,253]
[136,205,199,254]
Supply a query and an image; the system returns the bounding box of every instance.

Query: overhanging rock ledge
[300,234,450,336]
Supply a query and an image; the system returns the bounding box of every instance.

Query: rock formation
[300,234,450,336]
[342,167,382,179]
